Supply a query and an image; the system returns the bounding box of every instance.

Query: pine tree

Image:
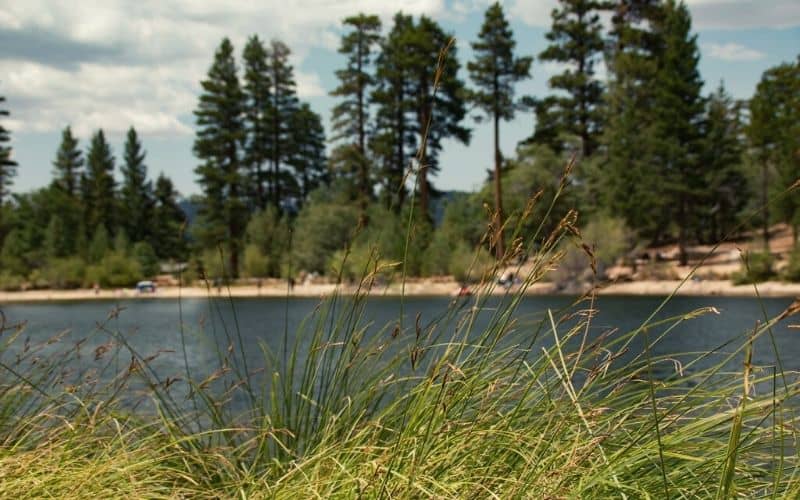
[537,0,608,158]
[120,127,154,243]
[0,95,17,216]
[83,129,116,235]
[193,37,247,277]
[330,14,382,220]
[602,0,665,242]
[408,16,470,219]
[371,13,417,211]
[699,82,747,243]
[266,39,299,211]
[748,59,800,249]
[52,126,83,197]
[151,173,187,260]
[288,103,328,202]
[242,35,272,210]
[468,2,532,257]
[651,0,705,266]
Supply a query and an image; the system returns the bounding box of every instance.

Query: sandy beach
[1,278,798,303]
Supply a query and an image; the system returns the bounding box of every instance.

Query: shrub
[732,250,775,285]
[133,241,160,278]
[40,257,86,289]
[783,249,800,282]
[449,243,493,283]
[242,244,270,278]
[85,252,143,288]
[292,198,359,274]
[0,271,24,291]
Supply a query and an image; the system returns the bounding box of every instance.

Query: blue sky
[1,0,798,197]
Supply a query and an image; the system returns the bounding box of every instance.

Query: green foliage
[732,251,775,285]
[245,207,289,277]
[83,129,116,234]
[52,126,83,198]
[292,193,360,274]
[783,249,800,282]
[288,103,328,201]
[242,35,272,211]
[0,270,23,291]
[133,241,159,277]
[448,242,493,283]
[120,127,154,243]
[0,95,18,208]
[0,228,29,276]
[242,244,270,278]
[536,0,606,157]
[41,257,86,289]
[89,226,110,264]
[194,37,248,278]
[151,174,187,260]
[85,251,143,287]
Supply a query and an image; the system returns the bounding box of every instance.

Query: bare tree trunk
[762,162,770,252]
[493,111,504,260]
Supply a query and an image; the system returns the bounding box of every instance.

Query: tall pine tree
[699,82,747,243]
[652,0,705,266]
[193,37,247,277]
[120,127,154,243]
[537,0,608,158]
[266,40,299,211]
[371,13,417,211]
[288,103,328,202]
[83,129,116,235]
[242,35,272,211]
[151,173,187,260]
[330,14,382,221]
[468,2,532,257]
[0,95,17,217]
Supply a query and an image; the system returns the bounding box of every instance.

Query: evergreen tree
[89,224,110,264]
[371,13,417,211]
[193,37,247,277]
[242,35,272,210]
[537,0,608,158]
[602,0,665,242]
[0,95,17,220]
[266,39,299,211]
[52,126,83,197]
[699,82,747,243]
[44,214,68,259]
[151,173,187,260]
[120,127,154,243]
[468,2,532,257]
[83,129,116,235]
[330,14,382,220]
[408,16,470,218]
[288,103,328,202]
[748,59,800,250]
[651,0,705,266]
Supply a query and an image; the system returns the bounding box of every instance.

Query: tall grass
[2,42,800,498]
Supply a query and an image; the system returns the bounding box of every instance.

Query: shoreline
[0,279,798,303]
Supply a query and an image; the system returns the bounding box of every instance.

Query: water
[1,295,797,411]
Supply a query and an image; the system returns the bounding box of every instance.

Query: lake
[1,294,798,412]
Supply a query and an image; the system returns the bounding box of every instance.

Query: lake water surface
[2,295,798,409]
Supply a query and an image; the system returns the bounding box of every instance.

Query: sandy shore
[0,278,798,303]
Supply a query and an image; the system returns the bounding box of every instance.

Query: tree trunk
[493,111,504,260]
[762,162,770,252]
[678,195,688,266]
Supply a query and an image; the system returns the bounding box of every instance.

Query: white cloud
[703,42,766,61]
[0,0,448,138]
[683,0,800,29]
[511,0,800,30]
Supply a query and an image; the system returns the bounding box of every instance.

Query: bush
[292,198,360,274]
[449,243,493,283]
[783,249,800,282]
[0,271,24,291]
[732,250,775,285]
[133,241,160,278]
[41,257,86,289]
[199,248,227,282]
[242,244,270,278]
[85,252,143,287]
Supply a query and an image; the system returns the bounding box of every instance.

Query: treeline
[0,126,186,288]
[0,0,798,289]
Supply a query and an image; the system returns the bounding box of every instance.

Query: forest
[0,0,798,290]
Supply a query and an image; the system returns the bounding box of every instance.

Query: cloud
[703,42,766,61]
[0,0,447,138]
[510,0,800,30]
[684,0,800,30]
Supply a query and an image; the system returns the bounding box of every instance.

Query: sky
[1,0,798,197]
